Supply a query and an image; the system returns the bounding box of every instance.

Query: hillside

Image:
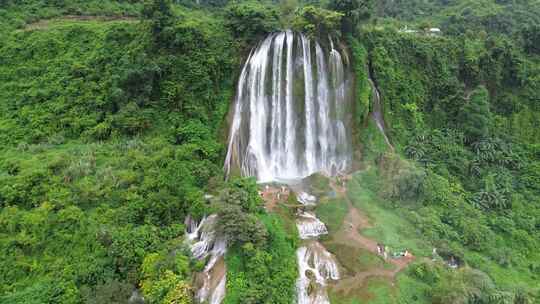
[0,0,539,303]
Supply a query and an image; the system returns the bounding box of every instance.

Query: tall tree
[280,0,298,25]
[461,86,491,143]
[142,0,174,46]
[328,0,373,34]
[522,25,540,55]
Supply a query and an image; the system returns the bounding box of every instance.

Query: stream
[185,215,227,304]
[295,188,340,304]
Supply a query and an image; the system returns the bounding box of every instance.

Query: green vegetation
[460,85,491,143]
[292,5,343,38]
[139,250,192,304]
[329,277,398,304]
[223,214,297,304]
[316,197,348,234]
[376,0,540,37]
[211,178,298,303]
[325,243,389,274]
[346,11,540,299]
[1,0,540,303]
[225,0,280,46]
[347,169,431,257]
[0,1,295,303]
[0,0,142,35]
[328,0,373,34]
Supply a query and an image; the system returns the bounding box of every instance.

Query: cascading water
[294,192,340,304]
[297,192,317,206]
[296,242,340,304]
[224,31,353,182]
[185,215,227,304]
[297,210,328,239]
[367,75,393,149]
[224,31,351,304]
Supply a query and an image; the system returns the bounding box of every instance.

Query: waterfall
[367,76,393,149]
[297,192,317,206]
[293,191,340,304]
[185,215,227,304]
[225,31,353,182]
[296,242,340,304]
[297,211,328,239]
[224,31,351,303]
[285,30,297,173]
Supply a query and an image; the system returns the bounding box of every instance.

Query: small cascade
[297,211,328,239]
[367,76,393,149]
[185,215,201,242]
[128,289,145,304]
[184,215,227,304]
[210,273,227,304]
[297,192,317,206]
[224,31,353,182]
[296,242,340,304]
[186,215,220,260]
[290,189,340,304]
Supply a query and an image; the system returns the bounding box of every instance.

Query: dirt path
[260,187,291,212]
[22,15,138,31]
[328,177,414,294]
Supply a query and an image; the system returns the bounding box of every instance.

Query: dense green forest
[0,0,539,303]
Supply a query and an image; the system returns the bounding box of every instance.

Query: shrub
[460,86,492,143]
[328,0,373,33]
[217,205,268,247]
[410,262,442,285]
[225,1,280,45]
[292,5,343,38]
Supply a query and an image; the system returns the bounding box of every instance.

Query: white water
[225,31,352,182]
[224,32,350,303]
[367,77,392,149]
[297,191,317,206]
[185,215,227,304]
[296,242,340,304]
[291,189,340,304]
[210,273,227,304]
[297,211,328,239]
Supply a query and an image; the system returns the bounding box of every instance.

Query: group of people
[258,185,289,202]
[277,186,289,200]
[336,173,348,189]
[432,248,460,269]
[376,243,411,260]
[376,243,389,259]
[448,255,459,269]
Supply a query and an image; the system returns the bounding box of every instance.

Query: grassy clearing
[347,169,432,256]
[328,259,432,304]
[330,277,398,304]
[330,275,423,304]
[273,202,299,239]
[344,165,540,301]
[364,277,399,304]
[359,119,392,163]
[463,249,540,290]
[324,243,391,275]
[316,196,349,234]
[395,270,431,304]
[305,173,333,196]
